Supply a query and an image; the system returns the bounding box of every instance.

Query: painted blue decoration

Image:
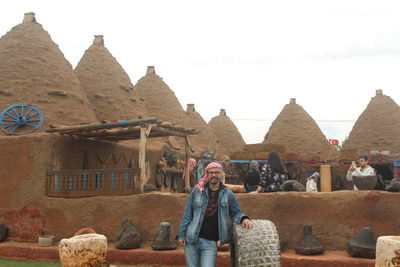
[120,120,129,126]
[0,104,44,135]
[95,173,102,190]
[125,172,130,189]
[394,160,400,167]
[82,173,88,190]
[111,172,116,190]
[55,175,60,192]
[69,175,74,190]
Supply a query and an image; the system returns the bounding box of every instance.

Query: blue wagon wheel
[0,104,44,135]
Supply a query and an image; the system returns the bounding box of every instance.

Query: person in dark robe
[257,152,288,193]
[244,160,261,192]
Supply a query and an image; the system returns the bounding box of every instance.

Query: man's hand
[242,219,253,229]
[349,165,356,171]
[178,239,186,246]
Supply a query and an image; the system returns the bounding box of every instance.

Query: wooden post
[320,164,332,192]
[138,125,147,192]
[184,135,191,191]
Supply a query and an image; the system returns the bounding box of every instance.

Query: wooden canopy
[46,117,199,141]
[47,118,199,193]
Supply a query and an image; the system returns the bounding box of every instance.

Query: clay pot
[353,175,377,190]
[376,236,400,266]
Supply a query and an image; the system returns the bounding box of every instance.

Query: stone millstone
[151,222,177,251]
[347,227,376,259]
[295,224,325,255]
[0,225,8,242]
[115,219,141,249]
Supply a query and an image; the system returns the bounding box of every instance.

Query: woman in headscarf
[257,152,288,193]
[243,160,261,192]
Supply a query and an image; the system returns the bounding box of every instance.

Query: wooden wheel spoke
[9,125,19,133]
[3,123,17,129]
[5,112,17,120]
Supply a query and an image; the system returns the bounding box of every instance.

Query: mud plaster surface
[208,113,246,155]
[0,20,96,130]
[75,39,148,121]
[345,94,400,154]
[263,102,332,160]
[136,71,222,154]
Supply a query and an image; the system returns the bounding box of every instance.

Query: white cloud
[1,0,400,145]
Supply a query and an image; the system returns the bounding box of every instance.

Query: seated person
[257,152,288,193]
[346,155,375,190]
[244,160,261,192]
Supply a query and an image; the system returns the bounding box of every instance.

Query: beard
[209,177,220,184]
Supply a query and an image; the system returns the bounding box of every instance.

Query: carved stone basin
[353,175,377,190]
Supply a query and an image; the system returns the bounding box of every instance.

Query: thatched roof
[344,89,400,154]
[262,98,331,160]
[75,35,147,121]
[0,12,96,129]
[185,104,222,153]
[208,109,245,155]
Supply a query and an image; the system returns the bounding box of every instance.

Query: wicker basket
[353,175,377,190]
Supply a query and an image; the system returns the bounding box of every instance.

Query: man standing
[178,162,253,267]
[346,155,375,190]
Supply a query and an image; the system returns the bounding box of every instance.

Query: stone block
[59,233,107,267]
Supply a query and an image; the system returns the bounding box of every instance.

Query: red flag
[329,139,339,146]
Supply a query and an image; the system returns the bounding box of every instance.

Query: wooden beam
[138,126,147,193]
[150,125,192,137]
[74,126,142,138]
[47,118,157,133]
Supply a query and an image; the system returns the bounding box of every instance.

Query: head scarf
[194,162,223,192]
[249,160,259,172]
[189,158,197,171]
[268,151,284,173]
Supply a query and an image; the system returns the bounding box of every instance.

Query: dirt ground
[0,259,183,267]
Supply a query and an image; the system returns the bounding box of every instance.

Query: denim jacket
[178,185,246,245]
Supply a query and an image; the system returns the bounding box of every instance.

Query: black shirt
[199,186,220,241]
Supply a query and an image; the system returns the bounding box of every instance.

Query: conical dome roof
[136,66,189,126]
[344,90,400,154]
[262,98,331,160]
[185,104,222,153]
[0,12,96,128]
[136,67,217,153]
[75,35,147,121]
[208,109,245,154]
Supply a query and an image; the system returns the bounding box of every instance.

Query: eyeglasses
[208,171,222,175]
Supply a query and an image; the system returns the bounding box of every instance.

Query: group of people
[178,153,385,266]
[243,152,289,193]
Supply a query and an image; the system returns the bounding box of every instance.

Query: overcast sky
[2,1,400,144]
